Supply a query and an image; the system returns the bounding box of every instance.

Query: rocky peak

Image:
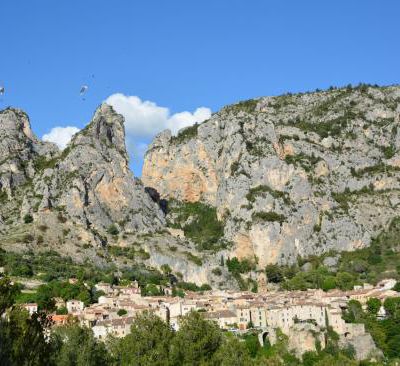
[0,108,58,195]
[0,108,34,140]
[70,103,129,164]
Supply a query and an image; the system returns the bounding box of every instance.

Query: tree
[143,284,162,296]
[387,334,400,358]
[212,334,251,366]
[161,264,172,275]
[114,311,173,366]
[170,311,222,365]
[366,298,381,316]
[0,276,19,314]
[51,324,110,366]
[265,264,284,283]
[1,309,53,366]
[384,297,400,318]
[243,332,260,357]
[117,309,127,317]
[321,276,336,291]
[35,284,56,311]
[0,278,52,366]
[343,300,363,323]
[56,306,68,315]
[335,272,355,291]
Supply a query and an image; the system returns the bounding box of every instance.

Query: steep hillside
[143,84,400,268]
[0,105,228,288]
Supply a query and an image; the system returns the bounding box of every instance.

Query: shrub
[23,214,33,224]
[227,257,255,274]
[251,211,286,223]
[57,212,67,223]
[265,264,284,283]
[183,252,202,266]
[170,123,199,144]
[107,224,119,236]
[212,268,222,276]
[23,234,35,243]
[117,309,127,316]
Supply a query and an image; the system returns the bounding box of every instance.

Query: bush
[251,211,286,223]
[56,306,68,315]
[107,224,119,236]
[117,309,127,316]
[212,268,222,276]
[23,214,33,224]
[265,264,284,283]
[226,257,255,274]
[170,123,199,144]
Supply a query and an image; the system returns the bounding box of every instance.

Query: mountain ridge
[2,84,400,290]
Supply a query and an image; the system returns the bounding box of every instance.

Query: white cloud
[105,93,211,136]
[42,126,80,149]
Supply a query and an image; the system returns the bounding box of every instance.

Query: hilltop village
[21,278,399,360]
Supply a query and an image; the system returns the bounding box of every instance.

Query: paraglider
[0,86,4,96]
[79,85,88,101]
[79,85,88,95]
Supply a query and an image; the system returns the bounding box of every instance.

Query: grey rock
[323,256,339,270]
[143,85,400,267]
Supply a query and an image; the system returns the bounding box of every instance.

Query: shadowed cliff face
[143,85,400,266]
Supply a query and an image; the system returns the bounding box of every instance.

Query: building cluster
[22,278,399,341]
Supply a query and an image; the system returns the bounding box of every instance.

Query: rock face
[287,323,325,358]
[339,330,383,361]
[0,104,231,286]
[143,85,400,267]
[0,108,58,196]
[31,104,165,239]
[0,105,164,246]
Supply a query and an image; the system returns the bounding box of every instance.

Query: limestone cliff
[143,85,400,267]
[0,105,228,286]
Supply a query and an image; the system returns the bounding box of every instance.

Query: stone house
[22,303,38,315]
[92,316,135,340]
[236,306,251,330]
[66,299,85,314]
[266,302,327,332]
[94,282,114,295]
[249,304,268,328]
[204,310,237,329]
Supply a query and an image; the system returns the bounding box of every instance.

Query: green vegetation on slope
[265,217,400,291]
[167,200,227,251]
[170,123,199,144]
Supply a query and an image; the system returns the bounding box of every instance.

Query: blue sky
[1,0,399,175]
